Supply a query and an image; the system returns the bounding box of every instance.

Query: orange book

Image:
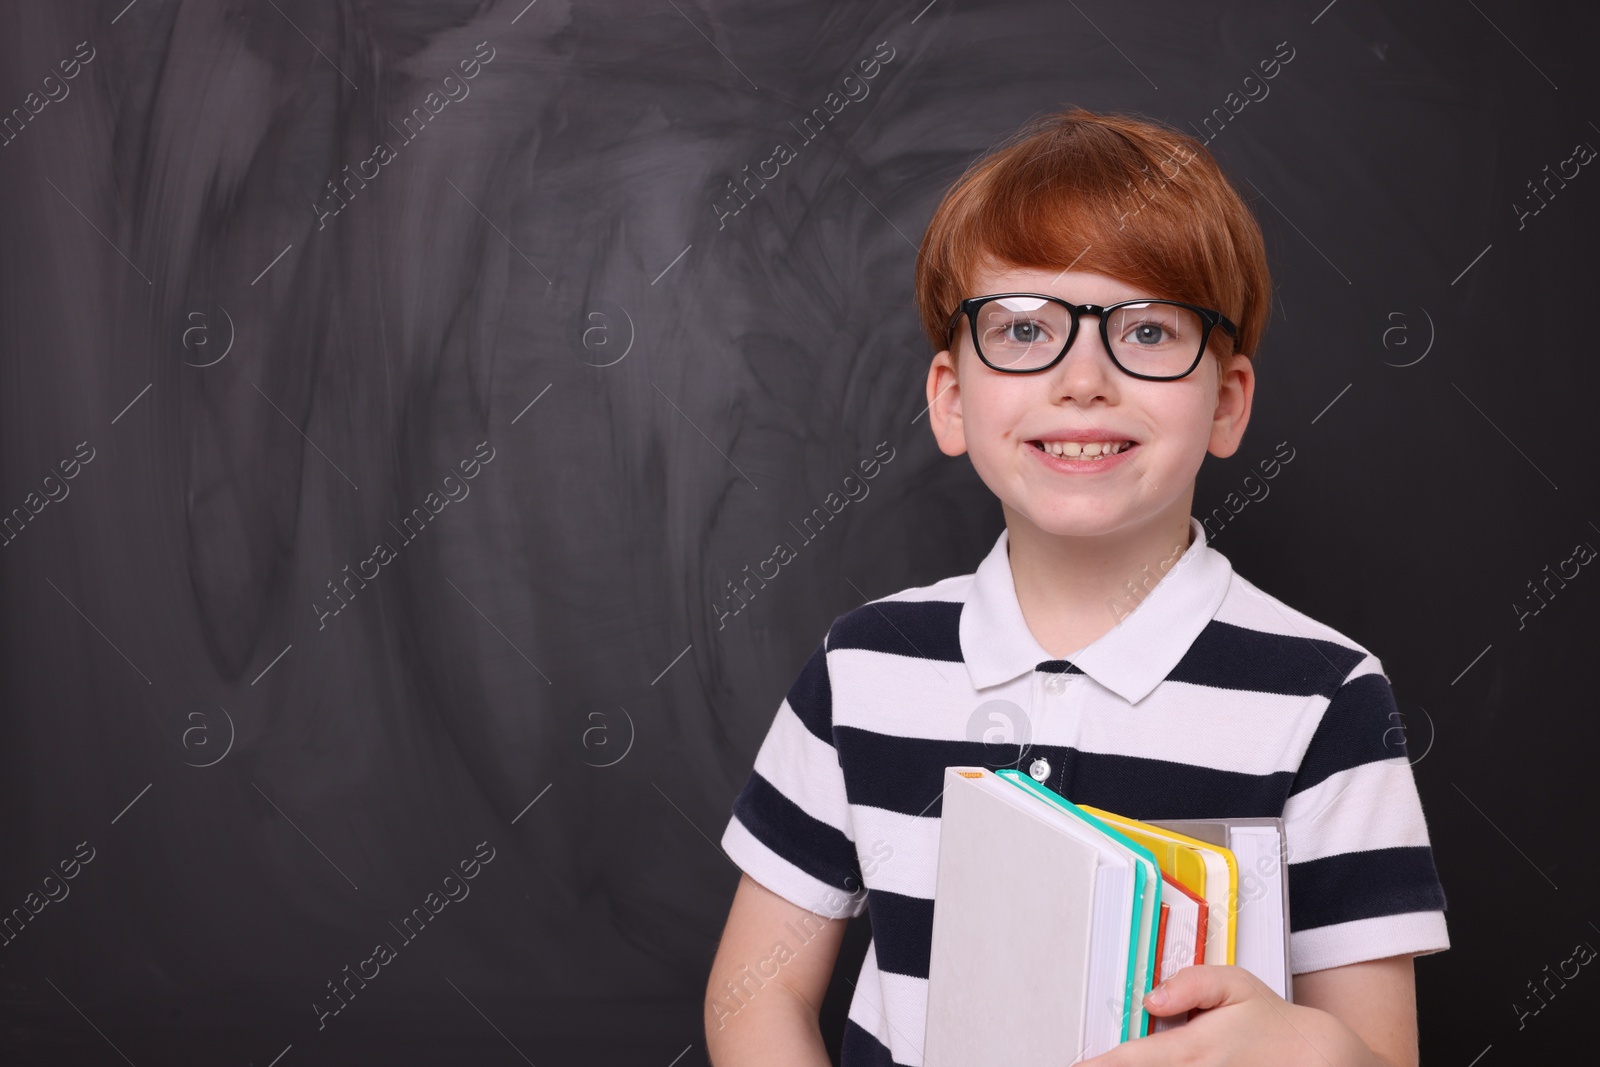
[1164,873,1208,975]
[1151,874,1210,1032]
[1153,902,1170,979]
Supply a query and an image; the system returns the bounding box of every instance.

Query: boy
[704,106,1449,1067]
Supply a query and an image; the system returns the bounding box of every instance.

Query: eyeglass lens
[971,297,1208,376]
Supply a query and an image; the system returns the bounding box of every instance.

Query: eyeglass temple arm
[944,304,967,344]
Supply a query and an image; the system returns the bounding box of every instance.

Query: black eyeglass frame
[944,292,1241,381]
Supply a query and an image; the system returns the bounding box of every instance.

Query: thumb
[1142,964,1244,1016]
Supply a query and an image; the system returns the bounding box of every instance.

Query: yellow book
[1079,806,1237,966]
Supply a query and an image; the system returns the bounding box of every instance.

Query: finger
[1143,964,1249,1015]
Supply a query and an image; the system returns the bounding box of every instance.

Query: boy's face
[926,265,1255,540]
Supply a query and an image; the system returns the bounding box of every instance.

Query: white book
[923,768,1136,1066]
[1226,824,1291,999]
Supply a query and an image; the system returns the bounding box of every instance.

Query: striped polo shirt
[719,515,1450,1067]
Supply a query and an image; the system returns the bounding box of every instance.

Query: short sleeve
[720,634,867,920]
[1281,654,1449,974]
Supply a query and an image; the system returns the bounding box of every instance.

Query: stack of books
[922,767,1292,1064]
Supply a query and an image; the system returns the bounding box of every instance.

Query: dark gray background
[1,0,1594,1063]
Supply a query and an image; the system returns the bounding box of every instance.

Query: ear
[927,348,968,457]
[1207,351,1255,459]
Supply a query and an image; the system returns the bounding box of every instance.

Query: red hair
[915,106,1271,372]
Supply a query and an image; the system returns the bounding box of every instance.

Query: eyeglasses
[945,292,1240,381]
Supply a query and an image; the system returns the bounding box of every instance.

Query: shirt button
[1029,757,1052,781]
[1046,674,1067,695]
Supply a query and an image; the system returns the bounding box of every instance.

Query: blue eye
[1125,321,1170,346]
[1108,304,1197,351]
[1004,320,1047,344]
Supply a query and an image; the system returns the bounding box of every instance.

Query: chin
[1013,502,1132,538]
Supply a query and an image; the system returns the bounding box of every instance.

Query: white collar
[958,516,1233,704]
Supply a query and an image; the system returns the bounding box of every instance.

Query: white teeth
[1038,440,1130,458]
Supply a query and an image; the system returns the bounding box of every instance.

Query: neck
[1002,499,1196,660]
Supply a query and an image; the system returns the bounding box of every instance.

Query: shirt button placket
[1038,664,1081,793]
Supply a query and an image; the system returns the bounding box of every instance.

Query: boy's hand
[1078,965,1388,1067]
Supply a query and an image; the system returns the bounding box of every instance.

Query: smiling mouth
[1028,440,1136,460]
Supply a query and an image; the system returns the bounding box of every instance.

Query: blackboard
[1,1,1595,1063]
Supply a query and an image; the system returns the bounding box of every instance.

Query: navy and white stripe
[722,516,1449,1067]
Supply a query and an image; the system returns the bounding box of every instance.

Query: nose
[1047,315,1117,402]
